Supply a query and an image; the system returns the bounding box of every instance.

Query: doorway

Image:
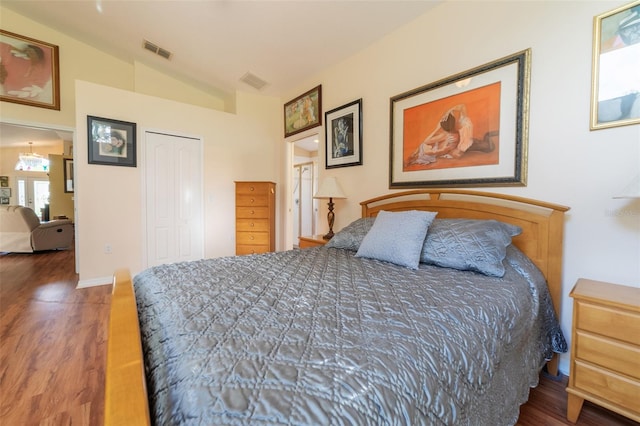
[292,162,317,245]
[16,177,50,221]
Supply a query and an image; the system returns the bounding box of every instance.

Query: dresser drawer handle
[250,210,255,215]
[250,198,255,203]
[250,236,254,240]
[250,186,255,191]
[250,222,254,227]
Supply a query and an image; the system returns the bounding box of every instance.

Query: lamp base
[322,231,334,240]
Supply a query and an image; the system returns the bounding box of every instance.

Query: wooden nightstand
[298,235,328,249]
[566,278,640,423]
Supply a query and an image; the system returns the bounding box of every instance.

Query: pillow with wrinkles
[420,219,522,277]
[355,210,437,269]
[325,217,375,251]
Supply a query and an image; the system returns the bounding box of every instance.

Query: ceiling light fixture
[15,142,49,172]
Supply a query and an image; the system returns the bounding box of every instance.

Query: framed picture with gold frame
[590,1,640,130]
[284,85,322,138]
[0,29,60,110]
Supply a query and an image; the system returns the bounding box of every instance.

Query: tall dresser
[235,181,276,255]
[566,278,640,423]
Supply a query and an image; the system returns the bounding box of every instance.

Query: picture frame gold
[284,85,322,138]
[0,29,60,110]
[590,1,640,130]
[390,49,530,188]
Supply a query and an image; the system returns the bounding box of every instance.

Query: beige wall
[74,81,281,287]
[282,0,640,375]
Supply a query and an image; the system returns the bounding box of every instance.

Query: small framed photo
[0,176,8,187]
[87,116,137,167]
[284,85,322,137]
[325,98,363,169]
[0,29,60,110]
[63,158,74,193]
[0,188,10,197]
[0,197,9,205]
[590,1,640,130]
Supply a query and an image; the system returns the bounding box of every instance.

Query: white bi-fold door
[145,131,203,268]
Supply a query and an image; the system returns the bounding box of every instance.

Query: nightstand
[566,278,640,423]
[298,235,328,249]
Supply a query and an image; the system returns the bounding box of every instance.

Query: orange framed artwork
[390,49,530,188]
[0,29,60,110]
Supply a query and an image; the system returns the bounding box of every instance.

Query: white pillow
[355,210,437,269]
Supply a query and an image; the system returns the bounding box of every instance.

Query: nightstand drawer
[576,331,640,379]
[236,219,270,232]
[573,360,640,414]
[576,301,640,346]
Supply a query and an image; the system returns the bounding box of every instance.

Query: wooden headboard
[361,189,570,374]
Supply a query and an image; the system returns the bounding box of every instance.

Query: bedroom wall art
[0,29,60,110]
[63,158,74,193]
[389,49,531,188]
[590,0,640,130]
[324,98,363,169]
[284,85,322,137]
[87,116,137,167]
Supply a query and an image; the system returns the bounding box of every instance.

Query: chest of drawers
[235,181,275,255]
[566,278,640,423]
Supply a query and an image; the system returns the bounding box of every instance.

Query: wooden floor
[0,247,638,426]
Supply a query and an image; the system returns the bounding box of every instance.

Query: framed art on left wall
[0,29,60,110]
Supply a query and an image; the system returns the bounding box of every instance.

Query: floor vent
[240,72,269,90]
[143,40,172,60]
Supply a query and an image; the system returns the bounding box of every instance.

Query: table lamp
[313,177,346,240]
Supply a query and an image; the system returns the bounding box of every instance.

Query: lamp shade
[613,174,640,199]
[314,177,346,199]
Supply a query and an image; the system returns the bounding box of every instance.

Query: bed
[105,189,570,425]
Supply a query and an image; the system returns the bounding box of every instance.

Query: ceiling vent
[240,72,269,90]
[143,39,172,60]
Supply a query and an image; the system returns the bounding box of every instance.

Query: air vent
[240,72,269,90]
[143,39,172,60]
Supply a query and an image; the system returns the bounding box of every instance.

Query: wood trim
[105,269,150,426]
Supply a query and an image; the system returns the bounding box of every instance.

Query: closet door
[145,131,203,267]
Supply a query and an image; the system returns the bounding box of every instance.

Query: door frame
[0,118,77,272]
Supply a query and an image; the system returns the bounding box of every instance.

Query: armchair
[0,205,74,253]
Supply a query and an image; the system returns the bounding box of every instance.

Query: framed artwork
[325,98,363,169]
[0,29,60,110]
[390,49,530,188]
[0,188,10,197]
[63,158,74,193]
[0,176,8,187]
[87,116,137,167]
[0,198,9,205]
[284,85,322,137]
[590,1,640,130]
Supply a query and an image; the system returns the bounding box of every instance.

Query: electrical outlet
[104,244,112,254]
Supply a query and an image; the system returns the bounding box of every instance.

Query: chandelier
[15,142,49,172]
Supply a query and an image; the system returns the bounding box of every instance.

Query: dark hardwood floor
[0,247,637,425]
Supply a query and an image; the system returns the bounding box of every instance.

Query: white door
[17,177,49,220]
[145,131,203,267]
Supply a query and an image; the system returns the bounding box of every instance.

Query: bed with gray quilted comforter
[134,245,566,425]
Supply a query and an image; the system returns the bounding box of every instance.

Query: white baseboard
[76,276,112,289]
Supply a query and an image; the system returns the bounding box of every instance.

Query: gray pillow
[420,219,522,277]
[325,217,375,251]
[355,210,437,269]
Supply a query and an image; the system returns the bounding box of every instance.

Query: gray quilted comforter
[134,246,566,425]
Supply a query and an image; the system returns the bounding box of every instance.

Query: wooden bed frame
[105,190,569,425]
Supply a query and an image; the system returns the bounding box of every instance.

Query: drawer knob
[250,210,255,215]
[250,222,254,227]
[250,187,255,191]
[250,236,254,240]
[250,198,255,203]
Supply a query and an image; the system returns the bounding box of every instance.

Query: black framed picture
[325,98,363,169]
[87,116,137,167]
[63,158,74,193]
